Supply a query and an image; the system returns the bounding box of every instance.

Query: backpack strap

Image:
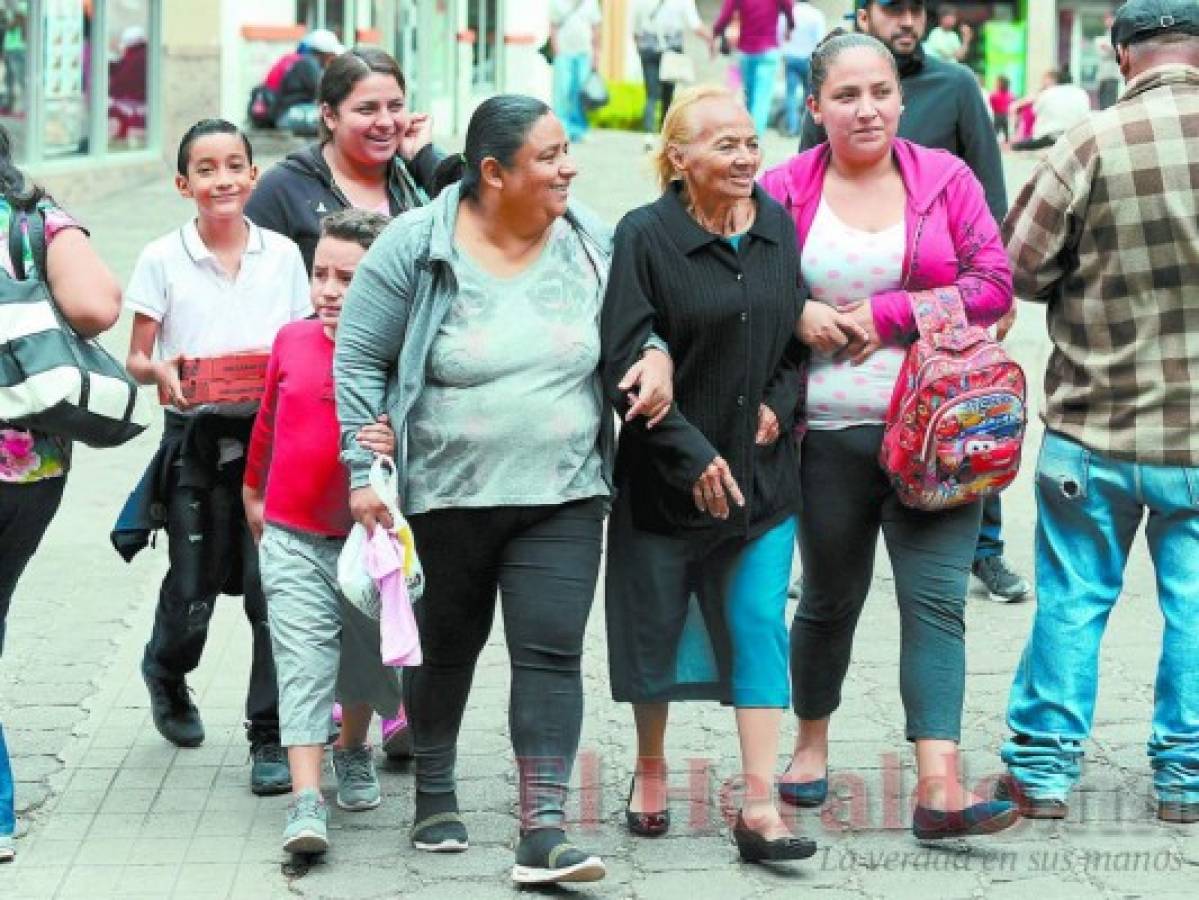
[25,208,48,281]
[911,286,969,341]
[7,209,27,280]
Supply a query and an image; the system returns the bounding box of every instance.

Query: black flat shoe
[994,776,1069,819]
[912,800,1019,840]
[732,813,817,863]
[625,776,670,837]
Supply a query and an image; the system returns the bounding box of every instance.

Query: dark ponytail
[432,94,552,200]
[0,124,45,211]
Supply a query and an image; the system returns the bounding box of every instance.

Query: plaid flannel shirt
[1003,65,1199,466]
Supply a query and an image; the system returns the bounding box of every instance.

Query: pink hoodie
[759,138,1013,344]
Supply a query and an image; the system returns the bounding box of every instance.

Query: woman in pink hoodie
[759,30,1017,841]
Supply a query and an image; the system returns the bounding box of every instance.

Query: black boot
[142,661,204,748]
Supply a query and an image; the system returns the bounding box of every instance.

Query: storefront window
[106,0,150,151]
[0,0,31,162]
[42,0,92,158]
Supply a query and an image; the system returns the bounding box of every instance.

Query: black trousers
[0,477,67,657]
[142,460,279,741]
[405,498,604,829]
[639,50,677,134]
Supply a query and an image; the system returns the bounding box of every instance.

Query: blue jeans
[1,724,12,837]
[782,55,810,135]
[1003,430,1199,803]
[739,51,779,135]
[553,52,592,142]
[975,494,1004,561]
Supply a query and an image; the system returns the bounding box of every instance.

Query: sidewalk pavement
[1,130,1197,899]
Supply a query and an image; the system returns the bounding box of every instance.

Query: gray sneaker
[332,744,382,811]
[1,833,14,863]
[973,556,1033,602]
[283,789,329,855]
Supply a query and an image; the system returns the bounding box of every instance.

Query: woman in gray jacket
[334,95,671,886]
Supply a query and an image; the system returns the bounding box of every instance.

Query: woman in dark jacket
[246,46,442,272]
[600,84,810,864]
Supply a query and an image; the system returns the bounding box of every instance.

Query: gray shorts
[259,524,402,746]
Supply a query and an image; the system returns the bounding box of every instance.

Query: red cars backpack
[879,286,1027,511]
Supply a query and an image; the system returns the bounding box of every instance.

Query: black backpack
[247,84,279,128]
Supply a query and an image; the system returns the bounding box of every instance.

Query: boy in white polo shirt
[125,119,311,795]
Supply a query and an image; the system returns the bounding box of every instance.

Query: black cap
[1111,0,1199,47]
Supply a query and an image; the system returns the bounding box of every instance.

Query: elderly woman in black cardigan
[600,84,810,865]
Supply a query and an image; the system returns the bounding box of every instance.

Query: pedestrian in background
[998,0,1199,826]
[763,31,1018,840]
[274,28,345,136]
[549,0,603,143]
[0,124,121,863]
[923,3,972,63]
[633,0,712,147]
[714,0,795,134]
[779,0,827,136]
[124,119,311,797]
[799,0,1030,605]
[602,84,814,865]
[1010,68,1092,151]
[989,74,1014,144]
[247,47,441,274]
[335,94,672,886]
[244,210,402,857]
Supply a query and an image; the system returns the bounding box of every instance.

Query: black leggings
[0,477,66,656]
[791,427,980,741]
[405,498,604,829]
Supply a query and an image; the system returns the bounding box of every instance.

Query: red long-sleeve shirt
[245,320,354,537]
[714,0,793,55]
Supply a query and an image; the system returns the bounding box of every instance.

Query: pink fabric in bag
[364,526,422,667]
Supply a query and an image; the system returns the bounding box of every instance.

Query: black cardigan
[245,142,443,273]
[600,183,807,538]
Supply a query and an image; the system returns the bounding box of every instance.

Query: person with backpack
[0,123,123,862]
[249,28,345,135]
[759,30,1018,840]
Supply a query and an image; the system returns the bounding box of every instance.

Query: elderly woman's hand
[619,348,674,429]
[693,456,744,520]
[841,301,883,365]
[798,302,869,357]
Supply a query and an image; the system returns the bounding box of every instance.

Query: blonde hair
[650,84,742,192]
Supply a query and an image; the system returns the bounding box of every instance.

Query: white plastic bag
[338,455,424,620]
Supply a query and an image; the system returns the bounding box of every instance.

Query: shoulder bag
[0,210,149,447]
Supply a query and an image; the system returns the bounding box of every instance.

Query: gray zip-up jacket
[334,181,619,502]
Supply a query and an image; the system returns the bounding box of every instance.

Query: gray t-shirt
[405,218,607,513]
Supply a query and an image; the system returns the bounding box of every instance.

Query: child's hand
[242,486,266,545]
[156,356,189,408]
[356,414,395,457]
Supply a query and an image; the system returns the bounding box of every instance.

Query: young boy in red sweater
[243,209,397,855]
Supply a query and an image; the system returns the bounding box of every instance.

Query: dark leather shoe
[994,776,1068,819]
[732,813,817,862]
[778,774,828,808]
[625,776,670,837]
[912,800,1019,840]
[1158,800,1199,824]
[249,740,292,796]
[142,664,204,748]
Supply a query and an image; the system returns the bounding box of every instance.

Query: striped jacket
[1003,65,1199,466]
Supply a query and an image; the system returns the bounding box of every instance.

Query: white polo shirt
[125,217,311,361]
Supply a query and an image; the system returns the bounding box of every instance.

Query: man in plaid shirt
[998,0,1199,825]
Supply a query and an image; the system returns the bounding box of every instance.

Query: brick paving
[1,130,1197,898]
